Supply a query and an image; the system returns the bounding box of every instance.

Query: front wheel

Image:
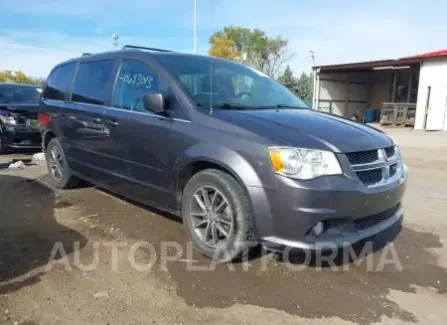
[182,169,256,262]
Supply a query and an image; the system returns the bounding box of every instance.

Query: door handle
[105,120,119,127]
[91,118,102,124]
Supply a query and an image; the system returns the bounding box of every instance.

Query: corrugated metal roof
[401,49,447,59]
[315,49,447,71]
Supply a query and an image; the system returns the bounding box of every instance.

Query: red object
[315,49,447,71]
[39,113,52,127]
[401,49,447,59]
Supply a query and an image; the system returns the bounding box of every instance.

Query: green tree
[208,35,240,60]
[277,67,314,104]
[0,70,14,83]
[0,70,44,85]
[209,26,293,78]
[249,35,292,78]
[277,65,297,92]
[34,77,47,87]
[14,71,35,84]
[211,26,251,54]
[296,72,314,102]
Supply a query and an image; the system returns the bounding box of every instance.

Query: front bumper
[1,127,42,149]
[248,166,407,251]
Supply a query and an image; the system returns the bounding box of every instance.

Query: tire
[182,169,256,262]
[46,137,80,189]
[0,136,7,154]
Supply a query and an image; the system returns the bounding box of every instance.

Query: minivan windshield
[157,55,309,110]
[0,85,42,104]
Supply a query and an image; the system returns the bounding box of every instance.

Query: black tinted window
[113,60,166,111]
[0,85,42,104]
[43,63,76,100]
[72,60,114,105]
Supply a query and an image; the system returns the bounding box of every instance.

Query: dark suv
[0,83,42,153]
[39,46,407,261]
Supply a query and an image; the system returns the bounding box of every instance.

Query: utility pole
[112,33,119,49]
[310,50,317,110]
[193,0,197,54]
[193,0,198,95]
[310,50,315,69]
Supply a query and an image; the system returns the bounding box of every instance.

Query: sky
[0,0,446,78]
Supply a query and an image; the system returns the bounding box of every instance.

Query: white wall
[415,58,447,130]
[316,72,370,117]
[318,79,344,115]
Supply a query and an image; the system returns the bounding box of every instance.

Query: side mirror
[143,92,166,114]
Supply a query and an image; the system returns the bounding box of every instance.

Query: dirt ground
[0,126,446,325]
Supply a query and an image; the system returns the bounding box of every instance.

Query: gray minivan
[39,45,407,261]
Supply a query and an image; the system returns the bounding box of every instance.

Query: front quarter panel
[171,140,278,241]
[175,143,266,188]
[170,118,279,191]
[168,118,281,240]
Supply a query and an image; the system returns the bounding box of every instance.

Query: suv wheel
[46,137,80,189]
[182,169,256,262]
[0,136,7,154]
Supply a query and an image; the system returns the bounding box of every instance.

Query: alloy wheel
[190,186,234,248]
[49,146,64,181]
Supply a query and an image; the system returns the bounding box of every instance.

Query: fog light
[311,222,324,236]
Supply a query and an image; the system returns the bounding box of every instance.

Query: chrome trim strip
[105,106,192,123]
[352,161,390,171]
[378,148,386,162]
[350,151,399,170]
[347,146,404,188]
[364,160,404,188]
[59,101,191,124]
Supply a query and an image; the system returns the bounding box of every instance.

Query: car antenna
[209,59,213,116]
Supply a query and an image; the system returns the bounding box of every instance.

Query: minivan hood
[212,109,393,153]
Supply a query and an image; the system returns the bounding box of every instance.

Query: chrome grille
[354,205,399,230]
[385,146,395,158]
[389,163,397,177]
[357,169,383,186]
[345,149,378,165]
[345,146,401,187]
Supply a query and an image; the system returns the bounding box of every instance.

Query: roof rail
[82,53,92,56]
[122,45,173,53]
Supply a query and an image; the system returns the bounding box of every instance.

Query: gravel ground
[0,126,446,325]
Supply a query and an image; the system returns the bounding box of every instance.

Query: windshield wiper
[258,104,306,109]
[196,103,308,110]
[197,102,251,110]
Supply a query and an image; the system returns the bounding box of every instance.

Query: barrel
[365,109,376,123]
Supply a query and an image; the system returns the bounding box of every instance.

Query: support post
[315,70,320,110]
[407,70,413,103]
[391,72,397,102]
[344,73,349,116]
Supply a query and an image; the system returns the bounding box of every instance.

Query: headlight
[0,116,17,126]
[5,116,17,125]
[268,147,342,180]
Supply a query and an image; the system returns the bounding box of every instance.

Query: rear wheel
[46,137,80,189]
[182,169,256,262]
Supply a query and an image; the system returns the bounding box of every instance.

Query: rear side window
[72,60,114,105]
[43,63,76,100]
